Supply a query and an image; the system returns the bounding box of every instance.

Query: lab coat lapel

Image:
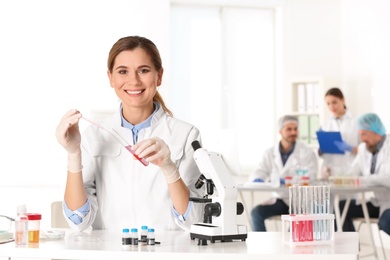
[273,144,284,173]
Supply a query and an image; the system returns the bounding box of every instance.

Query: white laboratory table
[0,229,359,260]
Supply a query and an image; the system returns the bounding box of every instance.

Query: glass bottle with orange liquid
[26,213,41,243]
[284,176,293,187]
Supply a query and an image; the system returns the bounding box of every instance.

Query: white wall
[282,0,342,122]
[341,0,390,127]
[283,0,390,128]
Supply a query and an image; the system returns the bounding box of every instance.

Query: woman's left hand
[132,138,180,184]
[132,137,173,167]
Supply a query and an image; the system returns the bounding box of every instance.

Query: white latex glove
[55,109,83,173]
[132,137,180,184]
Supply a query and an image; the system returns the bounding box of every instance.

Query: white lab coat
[347,135,390,215]
[320,110,359,175]
[64,105,205,231]
[249,141,318,204]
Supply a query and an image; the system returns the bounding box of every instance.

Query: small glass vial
[300,176,310,186]
[122,228,131,250]
[15,204,28,246]
[147,228,155,245]
[26,213,41,243]
[130,228,138,246]
[140,225,148,243]
[284,176,293,187]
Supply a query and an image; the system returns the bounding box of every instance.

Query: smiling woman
[54,35,206,232]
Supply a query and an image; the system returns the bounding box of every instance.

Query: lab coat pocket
[88,141,121,157]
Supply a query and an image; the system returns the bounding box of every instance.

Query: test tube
[317,186,324,241]
[323,185,330,240]
[324,186,330,214]
[298,186,304,241]
[313,186,319,240]
[289,186,293,215]
[305,186,313,241]
[292,185,300,242]
[288,186,294,242]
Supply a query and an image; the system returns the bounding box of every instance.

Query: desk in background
[0,229,359,260]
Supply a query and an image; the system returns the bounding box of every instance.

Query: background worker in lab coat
[339,113,390,235]
[55,36,204,232]
[319,87,359,178]
[249,115,318,231]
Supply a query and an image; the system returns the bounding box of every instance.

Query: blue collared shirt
[121,103,159,144]
[279,141,296,166]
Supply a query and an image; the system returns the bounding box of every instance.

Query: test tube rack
[281,214,335,246]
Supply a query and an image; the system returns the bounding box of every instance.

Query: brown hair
[107,36,173,116]
[325,87,346,109]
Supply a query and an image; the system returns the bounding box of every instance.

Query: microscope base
[190,224,247,245]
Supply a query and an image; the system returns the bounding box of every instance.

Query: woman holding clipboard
[318,87,359,179]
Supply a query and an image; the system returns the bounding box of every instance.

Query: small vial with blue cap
[130,228,139,246]
[147,228,155,245]
[140,225,148,243]
[122,228,131,250]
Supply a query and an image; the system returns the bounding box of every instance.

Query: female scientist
[319,87,359,178]
[55,36,204,231]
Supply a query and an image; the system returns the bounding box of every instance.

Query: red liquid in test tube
[125,145,149,166]
[304,187,313,241]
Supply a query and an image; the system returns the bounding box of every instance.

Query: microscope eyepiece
[195,174,206,189]
[191,140,201,151]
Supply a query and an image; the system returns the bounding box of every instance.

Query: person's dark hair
[325,87,346,109]
[107,36,173,116]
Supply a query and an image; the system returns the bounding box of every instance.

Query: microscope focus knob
[204,202,221,217]
[237,202,244,215]
[191,140,202,151]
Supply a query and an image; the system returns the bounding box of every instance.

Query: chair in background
[51,201,69,228]
[354,217,387,260]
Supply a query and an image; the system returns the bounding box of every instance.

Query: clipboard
[316,131,345,154]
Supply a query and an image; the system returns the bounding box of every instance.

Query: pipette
[81,116,149,166]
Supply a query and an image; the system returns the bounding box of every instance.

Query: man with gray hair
[249,115,318,231]
[339,113,390,235]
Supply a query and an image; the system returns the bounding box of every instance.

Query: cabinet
[291,80,323,146]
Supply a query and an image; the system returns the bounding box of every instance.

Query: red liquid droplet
[125,145,149,166]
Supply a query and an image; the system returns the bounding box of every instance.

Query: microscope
[189,140,247,245]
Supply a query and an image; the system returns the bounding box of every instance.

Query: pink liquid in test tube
[124,145,149,166]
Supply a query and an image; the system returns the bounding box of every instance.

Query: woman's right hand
[55,109,82,154]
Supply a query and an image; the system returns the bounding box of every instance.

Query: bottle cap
[148,228,154,232]
[16,204,27,214]
[141,225,148,230]
[122,228,129,233]
[26,213,42,220]
[131,228,138,232]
